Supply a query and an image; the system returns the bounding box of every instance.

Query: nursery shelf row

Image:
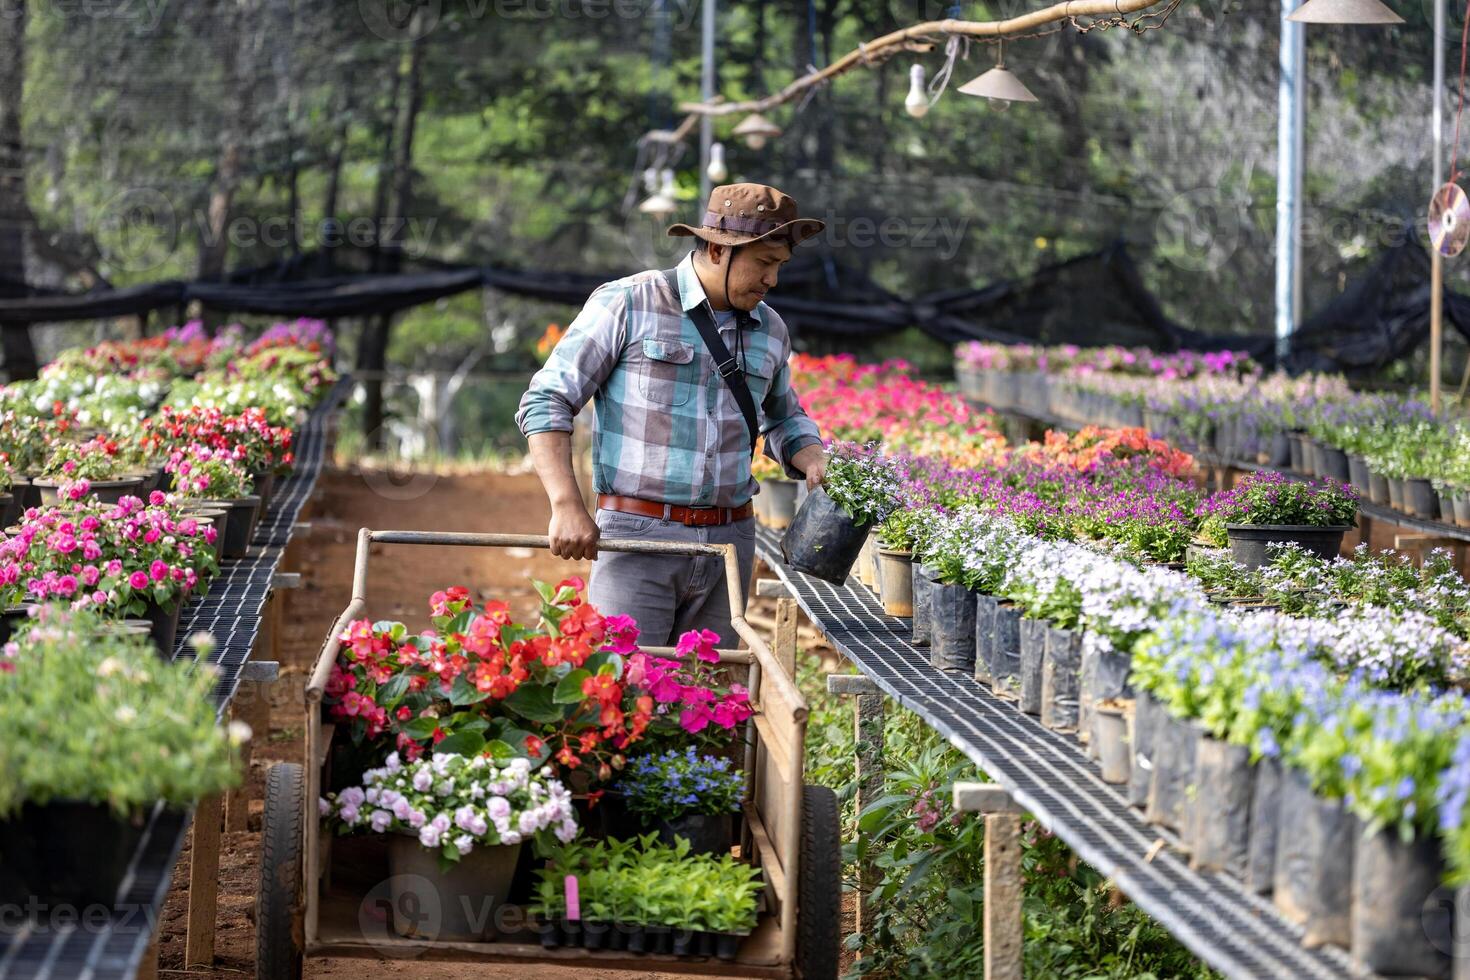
[753,525,1371,980]
[0,378,350,980]
[982,397,1470,547]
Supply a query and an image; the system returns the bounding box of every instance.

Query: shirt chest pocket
[636,337,697,407]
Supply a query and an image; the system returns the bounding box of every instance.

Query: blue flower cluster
[615,745,745,821]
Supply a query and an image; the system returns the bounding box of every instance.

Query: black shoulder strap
[661,268,759,458]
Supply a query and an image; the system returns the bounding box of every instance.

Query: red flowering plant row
[0,491,219,615]
[325,579,752,785]
[139,406,294,476]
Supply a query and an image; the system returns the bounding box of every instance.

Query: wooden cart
[256,529,840,979]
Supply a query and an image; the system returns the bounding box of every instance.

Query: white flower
[392,798,413,821]
[384,752,402,772]
[407,808,427,829]
[369,809,393,833]
[339,786,365,808]
[114,705,138,724]
[419,823,443,848]
[318,797,331,817]
[501,830,522,845]
[486,796,511,821]
[412,770,433,792]
[554,819,578,843]
[517,810,540,835]
[454,834,474,855]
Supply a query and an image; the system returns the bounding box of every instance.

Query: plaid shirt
[516,254,822,508]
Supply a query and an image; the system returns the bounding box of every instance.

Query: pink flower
[150,559,169,582]
[678,704,713,734]
[128,570,149,590]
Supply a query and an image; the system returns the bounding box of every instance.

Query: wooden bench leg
[828,674,886,944]
[955,782,1025,980]
[185,794,223,967]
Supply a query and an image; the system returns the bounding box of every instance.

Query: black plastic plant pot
[715,932,744,960]
[1346,454,1371,494]
[1406,478,1440,521]
[1093,705,1131,784]
[625,925,647,954]
[1267,432,1291,468]
[1287,433,1305,472]
[670,929,697,956]
[1350,827,1452,978]
[646,924,672,954]
[1224,524,1349,570]
[973,593,997,686]
[1318,445,1350,483]
[1040,626,1081,733]
[0,801,149,911]
[779,486,871,584]
[1246,756,1282,896]
[1016,618,1047,715]
[11,476,40,512]
[581,919,610,951]
[654,811,734,856]
[537,919,560,949]
[1388,477,1406,511]
[1368,472,1391,506]
[1079,649,1132,761]
[1188,737,1254,878]
[928,581,977,672]
[1128,691,1159,808]
[0,604,36,646]
[1144,713,1200,833]
[990,603,1022,697]
[1272,767,1356,949]
[142,599,182,659]
[33,476,147,507]
[910,564,937,647]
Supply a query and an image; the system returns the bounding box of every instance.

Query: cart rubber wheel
[796,783,841,980]
[256,762,305,980]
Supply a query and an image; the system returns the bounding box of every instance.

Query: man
[515,183,827,647]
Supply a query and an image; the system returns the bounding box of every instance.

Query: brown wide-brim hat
[667,182,826,248]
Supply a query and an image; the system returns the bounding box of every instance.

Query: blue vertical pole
[1276,0,1305,367]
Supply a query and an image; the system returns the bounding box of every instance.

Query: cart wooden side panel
[297,529,810,976]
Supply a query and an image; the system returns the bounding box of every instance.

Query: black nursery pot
[1128,691,1160,808]
[1016,618,1047,715]
[910,564,936,647]
[1246,756,1282,896]
[780,486,871,584]
[1144,713,1200,833]
[1350,827,1452,978]
[1188,737,1254,879]
[1040,626,1081,733]
[1079,647,1132,759]
[928,581,977,672]
[1272,767,1357,949]
[0,802,149,912]
[142,599,182,659]
[973,593,997,686]
[653,811,734,857]
[989,603,1022,697]
[1318,445,1350,483]
[1225,524,1349,570]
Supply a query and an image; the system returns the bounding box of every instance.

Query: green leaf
[485,738,515,762]
[378,673,410,705]
[533,579,555,603]
[449,673,490,706]
[502,684,566,724]
[434,730,485,757]
[583,651,624,679]
[401,716,439,740]
[554,669,591,704]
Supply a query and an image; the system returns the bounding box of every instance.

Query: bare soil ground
[152,466,722,979]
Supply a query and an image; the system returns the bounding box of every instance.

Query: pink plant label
[564,875,580,921]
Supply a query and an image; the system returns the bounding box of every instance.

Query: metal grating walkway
[755,524,1371,980]
[0,378,350,980]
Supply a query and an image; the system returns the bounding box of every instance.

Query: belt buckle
[685,506,716,527]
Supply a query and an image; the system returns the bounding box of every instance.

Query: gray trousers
[588,507,756,649]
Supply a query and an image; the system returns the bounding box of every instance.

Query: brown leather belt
[597,494,753,527]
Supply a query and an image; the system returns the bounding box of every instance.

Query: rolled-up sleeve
[515,284,627,437]
[760,357,823,480]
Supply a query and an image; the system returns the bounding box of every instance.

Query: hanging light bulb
[642,167,660,193]
[905,64,930,118]
[638,169,679,216]
[706,142,729,183]
[957,41,1039,108]
[733,112,782,150]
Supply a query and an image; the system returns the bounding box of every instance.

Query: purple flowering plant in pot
[1196,471,1357,570]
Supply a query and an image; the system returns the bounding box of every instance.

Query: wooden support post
[773,596,798,680]
[184,794,224,967]
[828,673,885,943]
[225,661,278,832]
[1454,885,1470,980]
[135,934,160,980]
[954,782,1024,980]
